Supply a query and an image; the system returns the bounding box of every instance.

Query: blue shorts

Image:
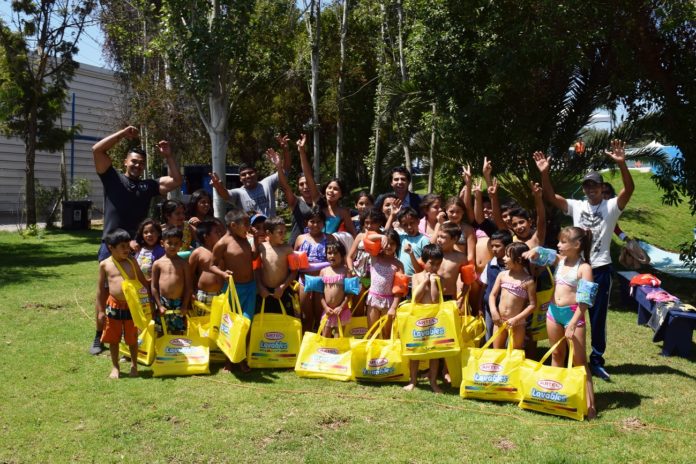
[233,280,257,320]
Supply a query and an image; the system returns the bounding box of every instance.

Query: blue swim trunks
[232,280,257,320]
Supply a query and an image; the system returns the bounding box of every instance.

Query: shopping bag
[397,279,460,360]
[247,297,302,368]
[188,302,226,363]
[446,292,486,388]
[215,276,250,363]
[152,312,210,377]
[529,266,553,341]
[344,291,369,339]
[518,338,587,421]
[460,325,525,402]
[351,316,409,382]
[119,319,156,366]
[111,257,151,330]
[295,316,353,381]
[208,282,230,342]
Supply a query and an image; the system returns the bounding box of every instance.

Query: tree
[0,0,94,226]
[334,0,349,179]
[303,0,322,180]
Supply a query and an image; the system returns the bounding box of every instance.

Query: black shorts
[256,288,295,315]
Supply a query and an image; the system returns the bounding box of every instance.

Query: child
[488,242,537,349]
[379,193,400,229]
[508,182,546,249]
[352,191,374,233]
[418,193,442,239]
[432,197,475,266]
[186,189,213,226]
[404,244,445,393]
[434,222,469,302]
[151,227,192,335]
[366,228,404,337]
[188,220,225,309]
[97,229,151,379]
[161,199,196,251]
[134,218,164,282]
[346,208,386,317]
[257,216,297,314]
[480,229,514,338]
[396,207,430,282]
[320,241,351,337]
[524,227,597,419]
[294,206,330,332]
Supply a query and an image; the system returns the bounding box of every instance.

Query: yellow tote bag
[188,302,227,364]
[519,338,587,421]
[344,291,369,339]
[295,316,353,381]
[119,319,156,366]
[446,293,487,388]
[247,298,302,368]
[460,325,525,402]
[111,257,151,330]
[208,282,230,342]
[152,312,210,377]
[529,266,554,341]
[397,279,460,360]
[351,316,408,382]
[215,276,250,363]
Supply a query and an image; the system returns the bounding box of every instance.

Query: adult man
[534,139,634,381]
[375,166,422,216]
[209,136,291,217]
[90,126,183,354]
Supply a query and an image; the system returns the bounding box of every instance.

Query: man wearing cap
[533,139,634,381]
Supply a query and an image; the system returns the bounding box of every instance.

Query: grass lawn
[1,229,695,463]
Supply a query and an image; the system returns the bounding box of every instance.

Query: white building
[0,62,122,223]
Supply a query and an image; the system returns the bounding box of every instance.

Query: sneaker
[590,364,611,381]
[89,334,106,355]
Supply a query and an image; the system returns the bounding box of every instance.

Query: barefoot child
[524,227,597,418]
[188,220,225,310]
[97,229,151,379]
[404,244,445,393]
[488,242,537,350]
[320,241,351,337]
[134,218,164,283]
[257,216,297,314]
[480,229,514,339]
[151,227,192,335]
[366,229,404,337]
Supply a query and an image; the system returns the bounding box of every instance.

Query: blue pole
[70,93,75,184]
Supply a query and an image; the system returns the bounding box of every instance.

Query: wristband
[618,232,628,241]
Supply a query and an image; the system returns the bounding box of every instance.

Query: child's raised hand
[472,179,482,195]
[437,211,447,224]
[275,133,290,149]
[482,156,492,181]
[487,177,499,196]
[296,133,307,151]
[532,151,550,173]
[391,198,402,216]
[461,164,472,183]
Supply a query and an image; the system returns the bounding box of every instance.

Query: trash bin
[61,200,92,230]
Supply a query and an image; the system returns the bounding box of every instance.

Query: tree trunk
[395,0,411,182]
[370,3,387,195]
[428,103,436,193]
[24,108,38,226]
[335,0,349,179]
[310,0,321,181]
[209,95,230,220]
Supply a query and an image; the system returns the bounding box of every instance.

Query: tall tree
[334,0,349,179]
[304,0,322,180]
[0,0,94,226]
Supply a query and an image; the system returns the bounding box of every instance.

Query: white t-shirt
[565,197,622,268]
[226,173,279,216]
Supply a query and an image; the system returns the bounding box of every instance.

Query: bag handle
[193,300,211,314]
[160,309,180,336]
[477,323,513,355]
[410,274,444,305]
[317,313,346,338]
[111,256,136,281]
[226,275,244,316]
[350,290,368,315]
[364,316,388,342]
[536,337,575,371]
[259,296,288,317]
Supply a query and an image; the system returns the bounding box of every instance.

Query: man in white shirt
[534,139,634,381]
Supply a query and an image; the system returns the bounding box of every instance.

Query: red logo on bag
[480,363,502,372]
[416,317,438,327]
[222,314,232,325]
[318,348,339,355]
[350,327,367,336]
[170,338,192,347]
[368,358,388,367]
[537,379,562,390]
[264,332,284,340]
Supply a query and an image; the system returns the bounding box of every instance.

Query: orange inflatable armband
[363,231,382,257]
[287,251,309,270]
[460,264,476,285]
[391,272,410,296]
[252,257,262,270]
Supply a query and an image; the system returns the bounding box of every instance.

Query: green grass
[1,229,695,463]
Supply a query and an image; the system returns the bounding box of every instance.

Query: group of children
[97,152,596,418]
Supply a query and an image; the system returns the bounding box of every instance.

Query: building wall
[0,62,123,222]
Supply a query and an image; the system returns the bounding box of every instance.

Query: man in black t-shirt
[90,126,182,354]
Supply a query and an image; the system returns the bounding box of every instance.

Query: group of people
[92,127,634,417]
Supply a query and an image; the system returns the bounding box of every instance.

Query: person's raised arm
[533,151,568,213]
[488,178,507,231]
[531,181,546,246]
[297,134,321,203]
[606,139,634,210]
[92,126,139,174]
[209,172,231,202]
[459,164,475,224]
[156,141,183,195]
[473,179,485,225]
[267,148,297,209]
[276,134,292,172]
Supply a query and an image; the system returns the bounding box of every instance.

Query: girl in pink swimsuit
[488,242,537,349]
[366,229,404,338]
[319,241,351,337]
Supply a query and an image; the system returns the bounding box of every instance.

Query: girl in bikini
[320,241,351,337]
[366,228,404,337]
[347,209,387,316]
[418,193,442,239]
[488,242,537,349]
[524,226,597,418]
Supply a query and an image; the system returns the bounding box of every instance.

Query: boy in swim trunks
[151,227,192,335]
[189,220,225,311]
[257,216,297,314]
[97,229,152,379]
[435,221,469,306]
